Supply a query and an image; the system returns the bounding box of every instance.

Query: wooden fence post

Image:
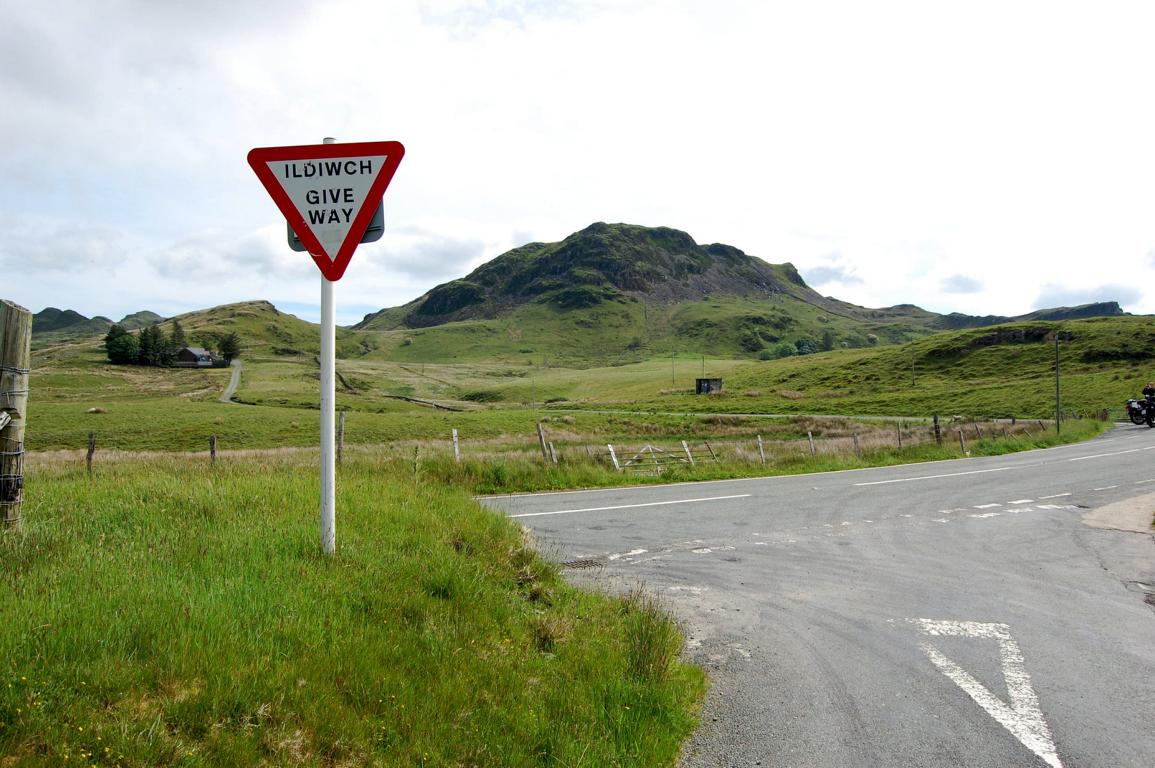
[807,431,816,456]
[86,432,96,476]
[1037,420,1046,432]
[337,411,345,465]
[756,435,766,465]
[1,299,31,530]
[607,444,620,471]
[548,441,558,465]
[452,428,461,463]
[852,433,861,459]
[958,429,967,453]
[704,441,718,461]
[933,414,941,446]
[896,423,903,449]
[974,424,983,440]
[210,435,217,466]
[536,423,549,462]
[681,440,695,466]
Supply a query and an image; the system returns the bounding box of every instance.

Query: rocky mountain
[350,223,1127,361]
[355,222,936,331]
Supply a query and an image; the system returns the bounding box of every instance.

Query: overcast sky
[4,0,1154,326]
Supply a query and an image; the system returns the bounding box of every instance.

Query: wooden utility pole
[1,300,32,530]
[1054,330,1061,435]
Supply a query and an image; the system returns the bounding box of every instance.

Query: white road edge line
[911,619,1063,768]
[1067,445,1155,462]
[1039,493,1071,499]
[855,467,1012,486]
[508,494,752,518]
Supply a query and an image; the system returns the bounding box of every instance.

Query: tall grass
[0,455,704,766]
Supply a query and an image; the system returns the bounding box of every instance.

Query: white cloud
[4,0,1155,324]
[941,275,983,294]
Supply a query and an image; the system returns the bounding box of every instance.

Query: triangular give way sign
[247,141,405,281]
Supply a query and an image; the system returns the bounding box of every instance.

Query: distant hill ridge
[353,222,1126,334]
[31,308,162,337]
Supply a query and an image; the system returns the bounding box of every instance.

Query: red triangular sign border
[247,141,405,281]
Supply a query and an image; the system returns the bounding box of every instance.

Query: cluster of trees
[757,330,882,360]
[104,319,240,367]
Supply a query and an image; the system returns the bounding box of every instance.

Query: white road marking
[974,503,1002,509]
[1039,493,1070,499]
[1008,499,1034,504]
[691,547,713,554]
[1092,486,1117,491]
[1135,479,1155,485]
[1068,445,1155,462]
[911,619,1063,768]
[508,493,751,518]
[970,512,1001,519]
[855,466,1012,486]
[607,548,647,561]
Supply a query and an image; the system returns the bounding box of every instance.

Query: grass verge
[1,456,704,766]
[421,419,1113,494]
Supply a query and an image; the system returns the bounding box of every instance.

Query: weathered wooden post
[807,431,816,456]
[607,444,621,471]
[852,433,861,459]
[933,414,941,446]
[896,423,903,449]
[548,441,558,465]
[210,435,217,466]
[337,411,346,465]
[756,435,766,465]
[86,432,96,475]
[536,423,549,462]
[681,440,695,466]
[1,300,31,530]
[452,428,460,463]
[958,429,967,453]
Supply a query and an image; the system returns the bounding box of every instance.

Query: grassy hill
[352,223,1125,364]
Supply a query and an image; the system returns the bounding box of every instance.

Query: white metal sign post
[248,138,405,554]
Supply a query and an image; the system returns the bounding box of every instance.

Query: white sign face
[261,154,387,261]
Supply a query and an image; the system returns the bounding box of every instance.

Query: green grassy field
[11,303,1144,768]
[1,456,704,766]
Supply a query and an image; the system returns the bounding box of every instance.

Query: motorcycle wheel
[1147,413,1155,428]
[1131,412,1146,425]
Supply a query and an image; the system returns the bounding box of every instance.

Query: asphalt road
[482,425,1155,767]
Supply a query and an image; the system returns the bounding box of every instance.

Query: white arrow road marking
[911,619,1063,768]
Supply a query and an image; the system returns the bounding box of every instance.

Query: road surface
[482,425,1155,767]
[219,360,242,403]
